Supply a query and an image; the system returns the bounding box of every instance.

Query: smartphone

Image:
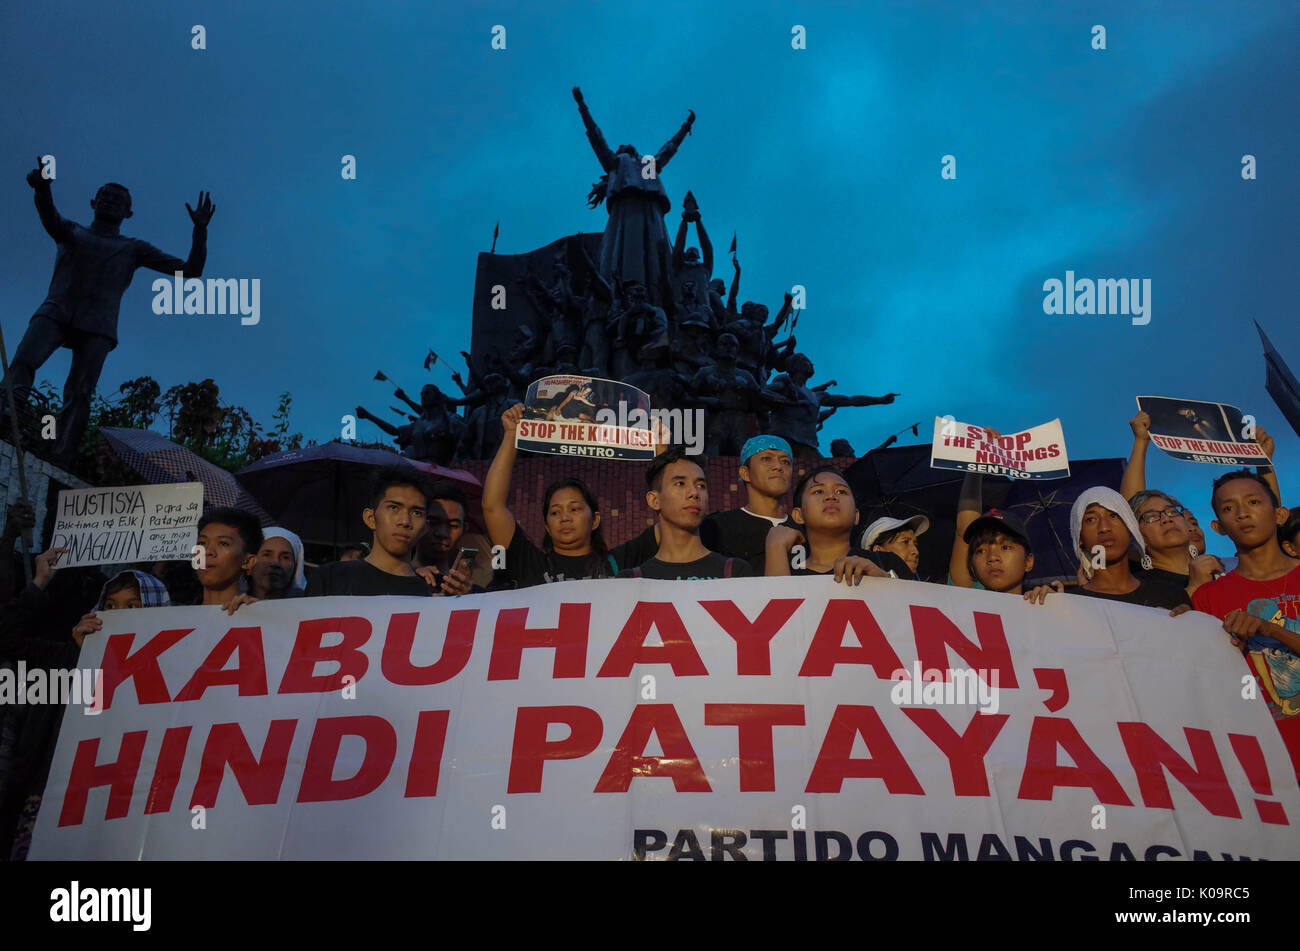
[454,547,479,573]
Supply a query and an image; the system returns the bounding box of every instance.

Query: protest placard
[1137,396,1272,467]
[30,577,1300,860]
[518,375,655,460]
[930,418,1070,480]
[48,483,204,568]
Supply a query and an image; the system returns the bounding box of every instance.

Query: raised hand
[1129,410,1151,442]
[27,156,48,188]
[501,402,525,433]
[33,546,67,589]
[72,612,102,646]
[186,191,215,228]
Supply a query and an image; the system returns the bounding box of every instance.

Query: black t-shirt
[701,508,798,575]
[1071,579,1191,610]
[1133,565,1191,589]
[789,547,912,578]
[305,559,434,597]
[494,524,614,589]
[608,524,660,574]
[619,552,755,580]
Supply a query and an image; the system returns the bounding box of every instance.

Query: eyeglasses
[1138,506,1185,524]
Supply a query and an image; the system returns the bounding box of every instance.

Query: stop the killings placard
[517,375,655,460]
[930,418,1070,480]
[1137,396,1272,467]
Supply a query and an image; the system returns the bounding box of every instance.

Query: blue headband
[741,435,792,464]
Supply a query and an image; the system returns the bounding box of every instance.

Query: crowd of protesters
[2,401,1298,859]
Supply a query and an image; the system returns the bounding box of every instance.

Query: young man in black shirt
[764,465,889,583]
[1067,487,1190,612]
[620,448,754,580]
[700,435,798,574]
[306,466,470,597]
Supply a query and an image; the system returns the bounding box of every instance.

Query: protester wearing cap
[701,434,799,574]
[963,508,1034,595]
[1067,486,1191,612]
[862,514,928,579]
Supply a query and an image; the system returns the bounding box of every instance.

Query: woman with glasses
[1127,489,1225,597]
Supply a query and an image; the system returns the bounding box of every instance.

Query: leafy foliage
[32,377,313,480]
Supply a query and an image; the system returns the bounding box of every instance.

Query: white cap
[861,514,930,551]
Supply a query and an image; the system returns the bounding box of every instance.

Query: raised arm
[696,218,713,275]
[1120,411,1149,501]
[355,406,400,438]
[948,472,983,587]
[392,387,422,415]
[673,216,688,269]
[819,391,899,408]
[1255,427,1283,505]
[482,403,524,549]
[769,292,794,338]
[136,192,213,278]
[28,160,73,243]
[654,109,695,171]
[573,87,616,170]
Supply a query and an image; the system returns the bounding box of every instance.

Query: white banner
[930,418,1069,480]
[30,578,1300,861]
[49,483,203,567]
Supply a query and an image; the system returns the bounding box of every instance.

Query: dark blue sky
[2,0,1298,530]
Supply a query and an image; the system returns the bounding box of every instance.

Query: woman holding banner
[483,403,616,587]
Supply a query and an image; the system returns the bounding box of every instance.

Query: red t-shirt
[1192,563,1300,779]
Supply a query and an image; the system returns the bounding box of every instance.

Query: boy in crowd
[701,435,798,573]
[862,515,928,581]
[194,507,263,608]
[1191,469,1300,777]
[428,481,494,588]
[764,465,892,583]
[306,466,469,597]
[1068,488,1190,610]
[619,447,754,579]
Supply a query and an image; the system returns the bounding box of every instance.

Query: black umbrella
[235,442,480,556]
[100,427,273,523]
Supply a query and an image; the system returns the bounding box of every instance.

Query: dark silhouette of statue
[672,315,715,376]
[830,437,856,458]
[2,159,213,463]
[765,352,898,460]
[607,281,668,379]
[727,294,792,383]
[689,332,786,456]
[523,253,583,359]
[672,192,712,317]
[457,372,514,459]
[357,383,464,464]
[573,87,694,307]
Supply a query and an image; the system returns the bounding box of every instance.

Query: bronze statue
[2,159,213,463]
[357,383,465,464]
[765,353,899,459]
[671,192,713,318]
[689,332,785,456]
[573,87,694,307]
